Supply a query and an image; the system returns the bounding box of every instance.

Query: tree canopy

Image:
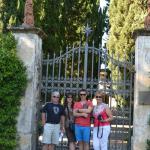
[107,0,147,60]
[0,0,109,55]
[107,0,147,106]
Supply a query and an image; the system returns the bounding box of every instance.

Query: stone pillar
[8,27,46,150]
[133,29,150,150]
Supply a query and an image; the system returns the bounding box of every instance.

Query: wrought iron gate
[41,40,134,150]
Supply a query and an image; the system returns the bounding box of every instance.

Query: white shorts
[42,123,60,145]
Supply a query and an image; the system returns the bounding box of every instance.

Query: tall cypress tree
[107,0,147,105]
[108,0,147,60]
[33,0,108,54]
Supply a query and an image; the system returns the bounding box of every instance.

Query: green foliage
[107,0,147,105]
[108,0,147,60]
[0,0,108,54]
[0,0,25,33]
[147,139,150,150]
[0,33,27,150]
[33,0,106,54]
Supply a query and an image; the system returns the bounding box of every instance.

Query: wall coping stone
[7,26,47,39]
[133,28,150,39]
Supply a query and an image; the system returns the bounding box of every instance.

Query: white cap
[52,91,60,97]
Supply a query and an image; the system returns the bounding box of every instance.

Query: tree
[33,0,107,54]
[107,0,147,106]
[108,0,147,60]
[0,0,24,33]
[0,33,27,150]
[0,0,108,54]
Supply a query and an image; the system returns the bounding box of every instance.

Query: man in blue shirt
[42,91,65,150]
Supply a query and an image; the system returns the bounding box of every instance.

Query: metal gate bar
[40,41,134,150]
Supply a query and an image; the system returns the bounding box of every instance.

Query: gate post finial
[22,0,34,28]
[144,0,150,30]
[83,23,92,42]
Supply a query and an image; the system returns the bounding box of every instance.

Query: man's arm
[60,115,65,131]
[78,101,93,113]
[42,112,46,126]
[78,106,93,114]
[73,109,88,117]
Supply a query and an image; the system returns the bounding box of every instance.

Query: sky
[100,0,107,8]
[99,0,108,47]
[99,0,107,12]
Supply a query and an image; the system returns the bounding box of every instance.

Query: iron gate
[40,40,134,150]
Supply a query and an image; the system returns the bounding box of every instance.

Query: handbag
[69,122,75,132]
[67,106,75,132]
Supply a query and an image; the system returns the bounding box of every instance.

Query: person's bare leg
[78,141,84,150]
[83,142,89,150]
[48,144,55,150]
[69,142,76,150]
[42,144,48,150]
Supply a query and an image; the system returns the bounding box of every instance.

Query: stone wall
[10,28,44,150]
[133,29,150,150]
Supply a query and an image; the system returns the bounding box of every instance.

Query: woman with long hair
[64,93,76,150]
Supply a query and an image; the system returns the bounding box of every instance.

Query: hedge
[0,33,27,150]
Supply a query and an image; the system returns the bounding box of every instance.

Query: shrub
[0,33,27,150]
[147,139,150,150]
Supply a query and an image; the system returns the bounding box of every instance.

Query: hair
[64,93,74,108]
[79,89,87,94]
[95,91,106,101]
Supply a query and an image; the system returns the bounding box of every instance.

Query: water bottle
[59,131,64,142]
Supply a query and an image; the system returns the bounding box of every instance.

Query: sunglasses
[96,96,102,99]
[80,94,86,96]
[53,96,60,98]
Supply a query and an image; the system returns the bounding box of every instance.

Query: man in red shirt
[73,89,93,150]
